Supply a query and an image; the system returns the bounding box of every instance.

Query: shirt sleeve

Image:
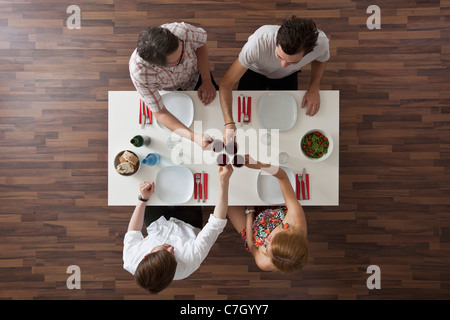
[314,32,330,62]
[238,37,259,70]
[166,22,207,51]
[186,23,207,50]
[192,214,227,262]
[123,230,144,274]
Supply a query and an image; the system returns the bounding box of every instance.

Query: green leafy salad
[301,131,329,159]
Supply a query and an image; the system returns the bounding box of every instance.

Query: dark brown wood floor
[0,0,449,301]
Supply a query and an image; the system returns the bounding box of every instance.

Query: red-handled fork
[243,96,249,124]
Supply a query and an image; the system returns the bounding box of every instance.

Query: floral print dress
[240,206,290,251]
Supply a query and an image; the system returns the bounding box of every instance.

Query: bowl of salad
[299,129,333,162]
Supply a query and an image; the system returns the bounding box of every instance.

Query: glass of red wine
[232,154,245,168]
[216,153,229,167]
[211,139,224,153]
[225,141,238,155]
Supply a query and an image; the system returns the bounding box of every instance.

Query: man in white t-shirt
[219,16,330,142]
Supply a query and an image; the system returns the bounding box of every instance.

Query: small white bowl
[299,129,333,162]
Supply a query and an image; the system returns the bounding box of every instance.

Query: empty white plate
[158,92,194,131]
[257,166,296,204]
[258,92,297,131]
[155,166,194,204]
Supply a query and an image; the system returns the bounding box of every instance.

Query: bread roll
[119,155,127,163]
[121,151,139,165]
[116,162,135,174]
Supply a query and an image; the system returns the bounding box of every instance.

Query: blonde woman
[228,155,308,273]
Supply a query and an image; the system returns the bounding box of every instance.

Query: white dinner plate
[155,166,194,204]
[257,166,296,204]
[258,92,297,131]
[158,92,194,131]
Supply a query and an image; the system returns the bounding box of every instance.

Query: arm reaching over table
[127,181,155,232]
[219,58,248,143]
[153,109,212,150]
[212,164,233,220]
[195,45,217,106]
[301,60,327,116]
[244,155,307,235]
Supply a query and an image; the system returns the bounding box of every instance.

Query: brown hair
[276,16,319,56]
[269,228,309,273]
[134,250,177,294]
[137,26,180,66]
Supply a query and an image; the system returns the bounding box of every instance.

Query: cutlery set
[194,171,208,202]
[139,99,152,128]
[296,168,310,200]
[238,95,251,124]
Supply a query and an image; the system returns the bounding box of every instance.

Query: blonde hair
[270,227,308,273]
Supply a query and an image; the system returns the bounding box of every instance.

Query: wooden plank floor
[0,0,449,301]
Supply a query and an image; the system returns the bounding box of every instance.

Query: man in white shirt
[123,165,233,294]
[219,16,330,142]
[129,22,217,149]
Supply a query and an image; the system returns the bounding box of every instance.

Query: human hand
[222,125,236,144]
[194,133,213,150]
[301,88,320,116]
[197,81,216,106]
[244,154,261,170]
[218,164,233,184]
[139,181,155,199]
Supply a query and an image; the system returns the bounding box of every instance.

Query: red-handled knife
[147,106,152,124]
[243,95,246,119]
[247,96,251,122]
[201,170,206,202]
[238,96,241,123]
[306,173,310,200]
[296,174,300,200]
[301,168,307,200]
[139,100,142,124]
[142,100,148,127]
[204,173,208,200]
[301,179,306,201]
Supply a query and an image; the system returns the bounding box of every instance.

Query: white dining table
[108,90,339,206]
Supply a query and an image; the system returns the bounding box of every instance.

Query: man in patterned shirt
[129,22,218,149]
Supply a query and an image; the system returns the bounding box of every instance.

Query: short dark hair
[134,250,177,294]
[137,26,179,66]
[276,16,319,56]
